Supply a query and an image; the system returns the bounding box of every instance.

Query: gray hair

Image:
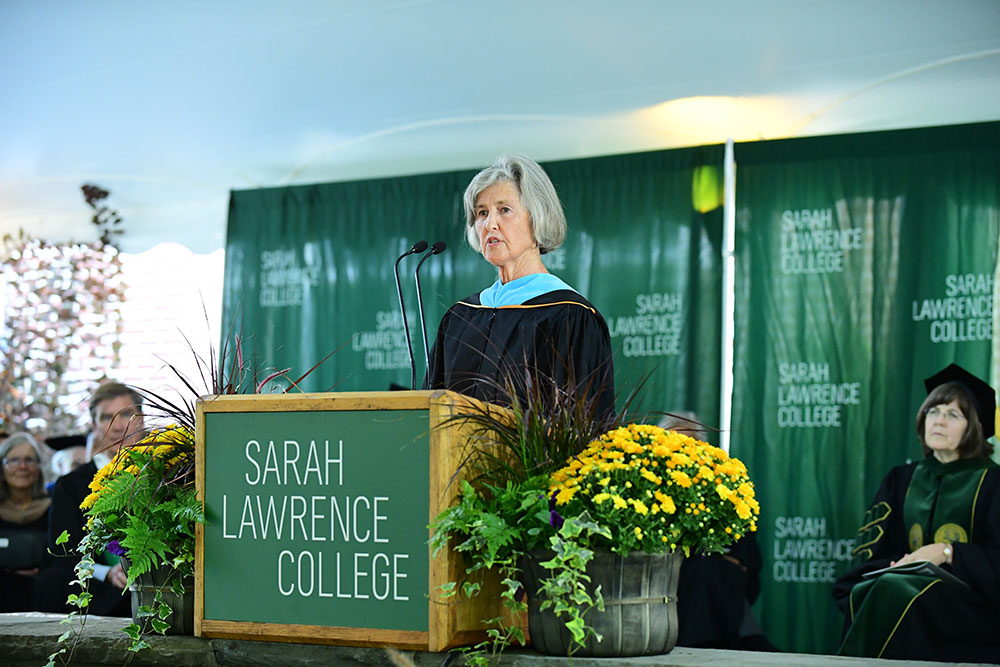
[0,431,47,501]
[463,153,567,255]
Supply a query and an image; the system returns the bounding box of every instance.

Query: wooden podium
[194,390,508,651]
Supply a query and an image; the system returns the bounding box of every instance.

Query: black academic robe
[832,458,1000,661]
[676,532,766,649]
[35,460,130,616]
[425,289,615,419]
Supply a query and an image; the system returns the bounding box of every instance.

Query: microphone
[415,241,447,378]
[394,240,428,389]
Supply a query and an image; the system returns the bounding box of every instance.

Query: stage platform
[0,612,992,666]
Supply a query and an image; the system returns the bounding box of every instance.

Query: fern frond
[119,515,170,579]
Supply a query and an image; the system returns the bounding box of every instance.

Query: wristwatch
[942,544,953,563]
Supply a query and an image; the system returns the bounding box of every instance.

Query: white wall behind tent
[2,0,999,254]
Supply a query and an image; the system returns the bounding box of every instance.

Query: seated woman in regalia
[832,363,1000,661]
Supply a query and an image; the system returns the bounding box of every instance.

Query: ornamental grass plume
[428,363,648,665]
[79,309,341,586]
[430,361,648,560]
[548,423,759,556]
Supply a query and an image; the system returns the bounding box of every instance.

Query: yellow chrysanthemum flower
[546,422,757,557]
[670,471,693,488]
[629,499,649,515]
[658,493,676,514]
[555,487,576,505]
[80,492,100,510]
[651,444,670,458]
[640,468,662,485]
[623,440,643,454]
[734,499,752,520]
[671,452,692,467]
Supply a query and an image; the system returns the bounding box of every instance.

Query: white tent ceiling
[2,0,999,254]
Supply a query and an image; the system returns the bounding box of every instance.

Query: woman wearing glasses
[0,431,51,611]
[833,364,1000,660]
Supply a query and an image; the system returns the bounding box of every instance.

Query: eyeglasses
[2,456,40,469]
[926,407,966,422]
[95,409,141,424]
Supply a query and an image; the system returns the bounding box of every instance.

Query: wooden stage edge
[199,618,428,650]
[3,613,992,667]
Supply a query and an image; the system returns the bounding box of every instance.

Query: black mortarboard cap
[44,433,89,451]
[924,363,996,439]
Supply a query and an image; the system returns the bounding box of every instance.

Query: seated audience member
[661,412,777,651]
[0,431,51,611]
[45,435,88,492]
[833,364,1000,661]
[35,382,144,616]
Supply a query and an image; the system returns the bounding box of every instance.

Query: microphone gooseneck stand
[393,240,428,389]
[414,241,447,380]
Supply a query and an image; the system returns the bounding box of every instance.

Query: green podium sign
[195,390,499,650]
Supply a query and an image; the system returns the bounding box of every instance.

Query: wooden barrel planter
[521,549,682,657]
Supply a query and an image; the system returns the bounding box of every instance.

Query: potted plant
[430,373,759,662]
[48,416,205,665]
[48,324,337,665]
[80,425,201,638]
[535,422,760,655]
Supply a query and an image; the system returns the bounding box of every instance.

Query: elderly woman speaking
[425,153,615,418]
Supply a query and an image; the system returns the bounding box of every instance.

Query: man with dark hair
[36,382,144,615]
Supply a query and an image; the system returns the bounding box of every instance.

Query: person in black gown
[35,382,145,616]
[660,413,777,651]
[425,153,614,418]
[833,363,1000,661]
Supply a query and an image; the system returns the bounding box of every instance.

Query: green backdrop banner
[731,122,1000,654]
[223,147,725,429]
[223,122,999,654]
